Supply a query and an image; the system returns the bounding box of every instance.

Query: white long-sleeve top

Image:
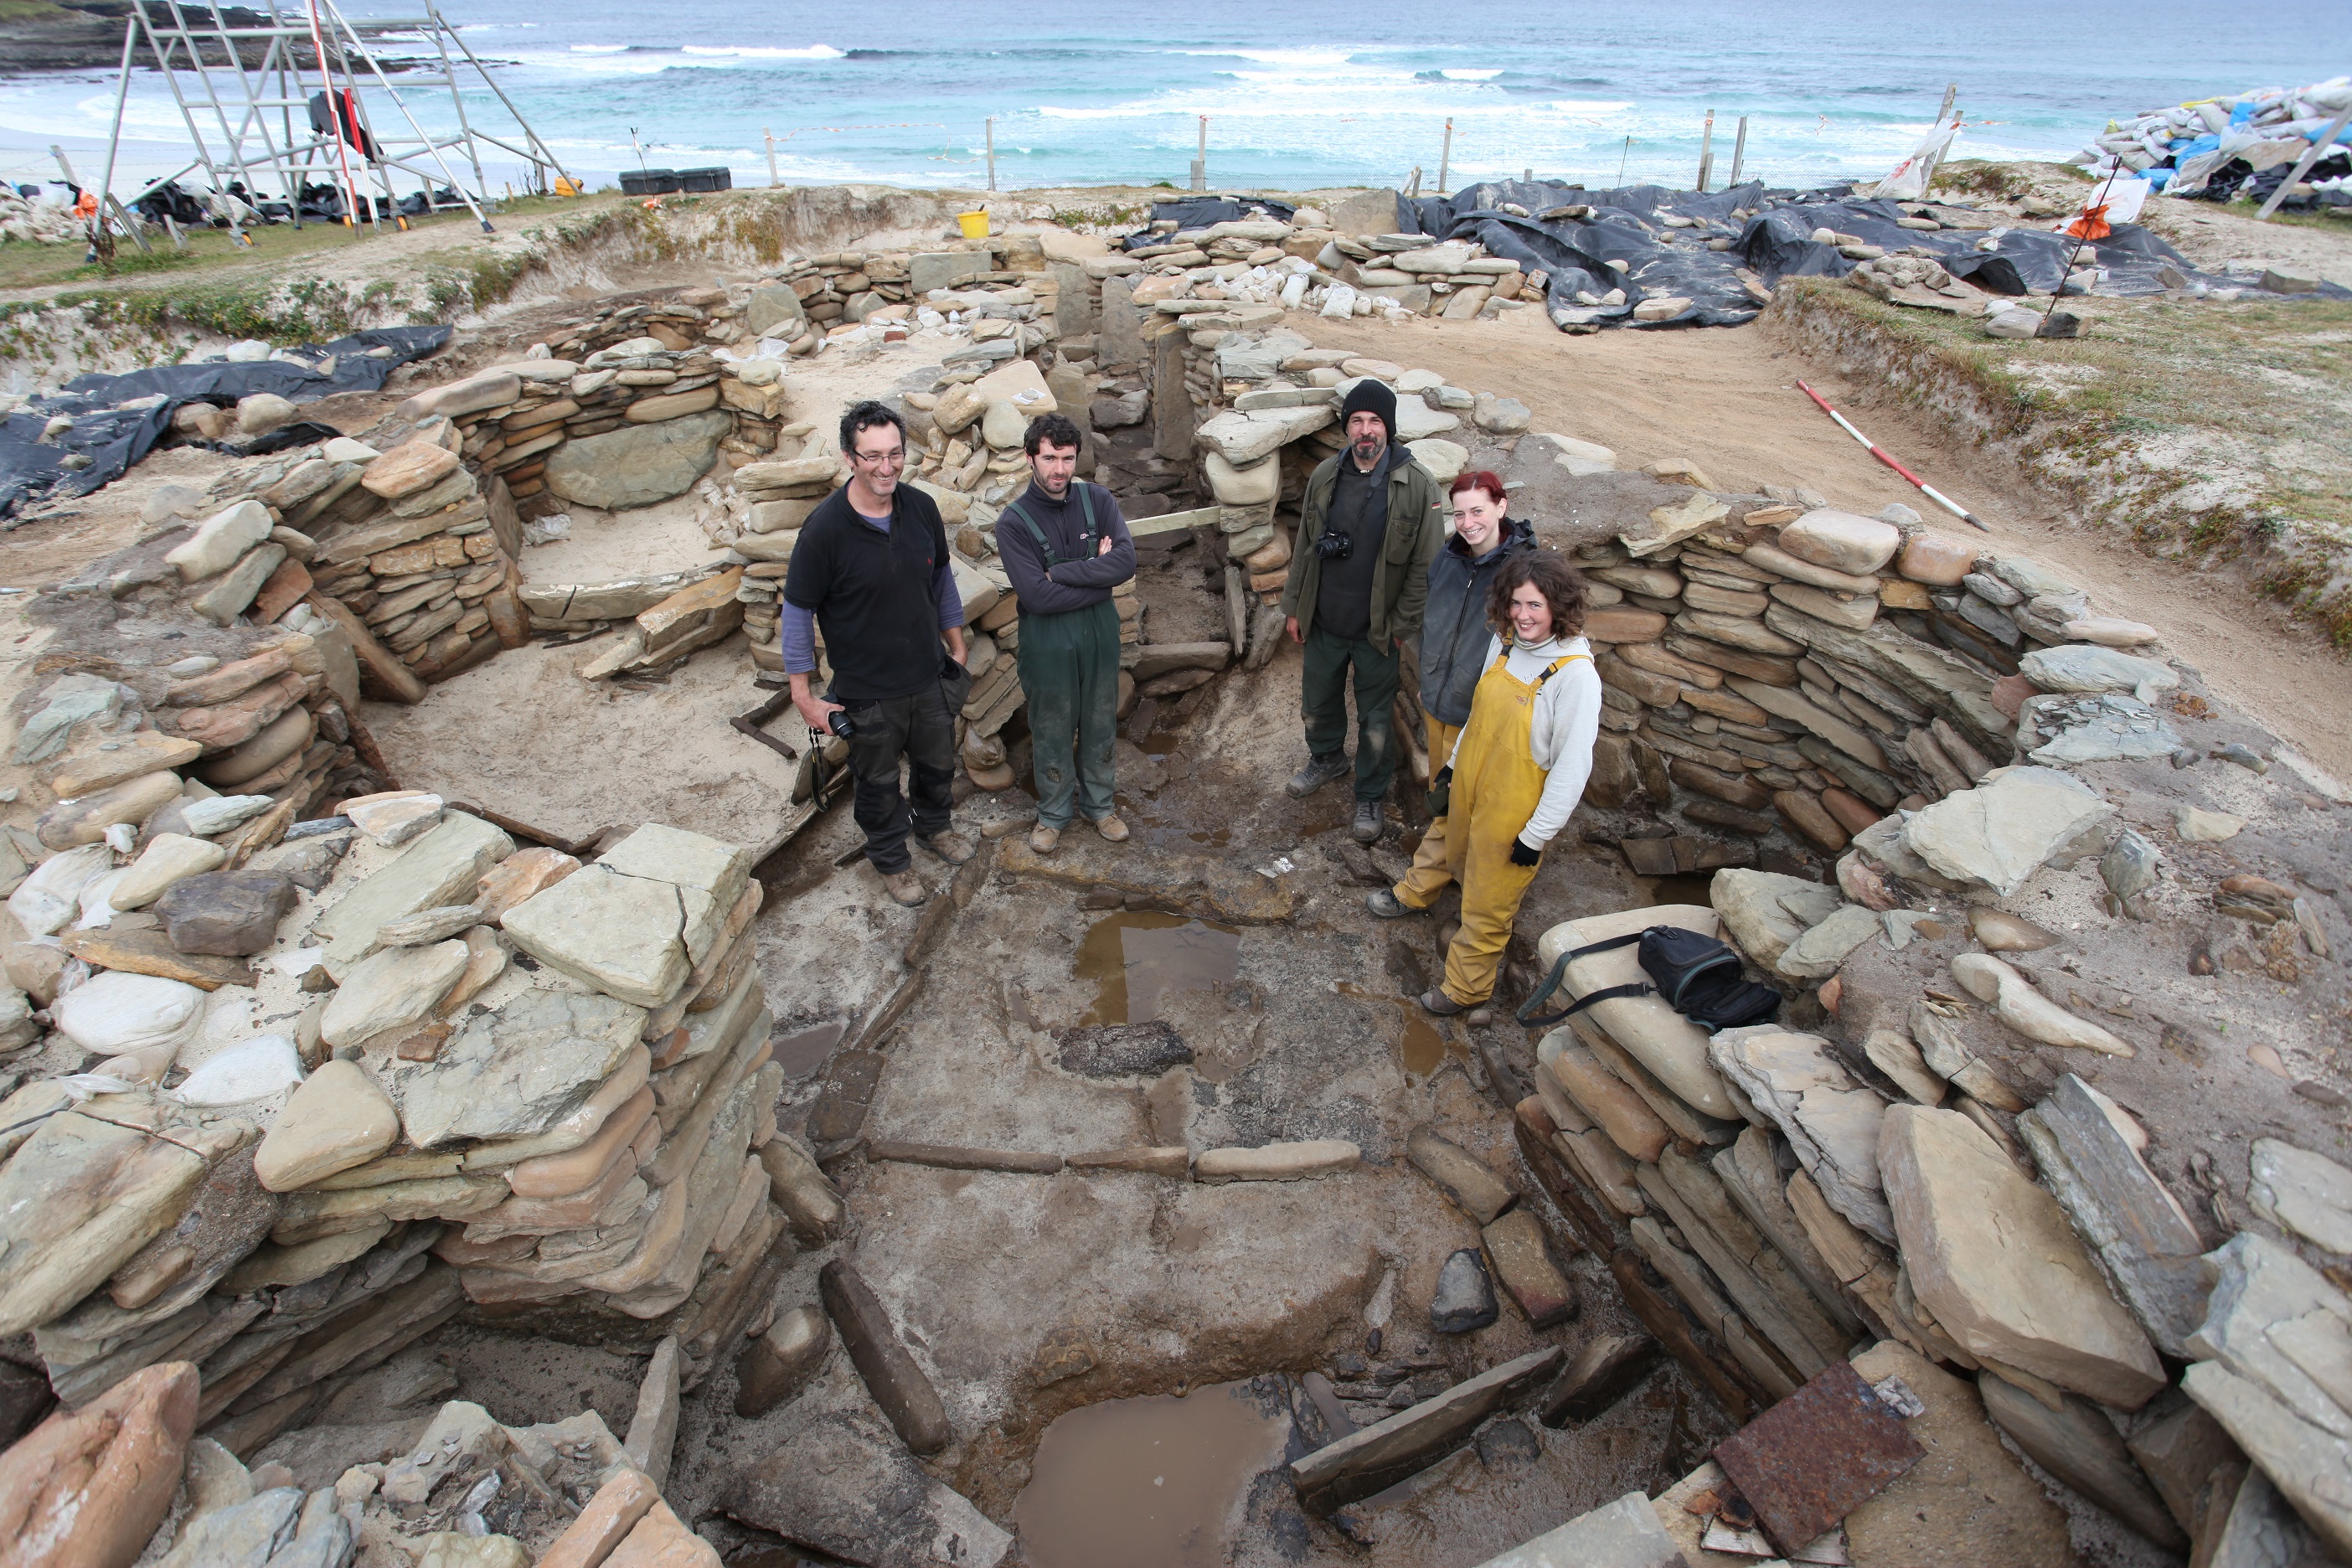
[1443,633,1603,852]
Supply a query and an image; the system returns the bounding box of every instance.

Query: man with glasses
[783,400,974,907]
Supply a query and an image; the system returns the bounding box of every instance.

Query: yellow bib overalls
[1439,650,1585,1007]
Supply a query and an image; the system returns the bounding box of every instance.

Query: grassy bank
[1767,278,2352,642]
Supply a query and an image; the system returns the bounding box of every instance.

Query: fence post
[1190,116,1207,191]
[1728,115,1748,187]
[1920,83,1958,194]
[1405,164,1422,199]
[987,116,997,192]
[764,126,779,188]
[1695,109,1715,192]
[1437,118,1453,195]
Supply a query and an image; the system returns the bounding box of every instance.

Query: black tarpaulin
[1121,195,1298,250]
[1375,178,2337,330]
[1,324,448,518]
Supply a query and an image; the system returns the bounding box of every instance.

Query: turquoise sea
[1,0,2342,198]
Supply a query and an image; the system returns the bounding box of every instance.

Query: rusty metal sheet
[1711,1359,1923,1554]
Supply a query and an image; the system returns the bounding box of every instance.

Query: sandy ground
[1297,307,2352,785]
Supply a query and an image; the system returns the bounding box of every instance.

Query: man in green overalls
[997,412,1138,854]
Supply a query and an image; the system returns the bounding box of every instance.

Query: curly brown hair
[1486,549,1588,641]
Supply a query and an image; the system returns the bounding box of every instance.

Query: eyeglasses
[852,447,905,469]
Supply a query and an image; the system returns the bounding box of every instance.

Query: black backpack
[1517,925,1781,1032]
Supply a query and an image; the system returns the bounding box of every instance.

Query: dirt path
[1297,308,2352,784]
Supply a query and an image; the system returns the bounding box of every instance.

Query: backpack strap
[1513,929,1650,1028]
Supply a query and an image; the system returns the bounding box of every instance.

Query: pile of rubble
[0,186,81,246]
[0,761,818,1560]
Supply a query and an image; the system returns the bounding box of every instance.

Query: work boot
[1091,814,1131,843]
[1418,988,1467,1017]
[1029,823,1061,854]
[881,869,926,908]
[1365,890,1419,920]
[1350,802,1383,843]
[920,828,975,865]
[1286,752,1351,798]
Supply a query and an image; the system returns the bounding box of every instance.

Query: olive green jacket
[1277,445,1447,653]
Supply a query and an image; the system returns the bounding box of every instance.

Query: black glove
[1426,764,1454,818]
[1509,838,1542,867]
[1433,765,1452,787]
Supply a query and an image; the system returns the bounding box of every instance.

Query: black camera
[1315,531,1354,562]
[826,710,855,739]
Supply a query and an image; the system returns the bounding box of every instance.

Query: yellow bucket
[957,209,989,239]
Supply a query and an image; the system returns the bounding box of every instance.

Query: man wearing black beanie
[1277,374,1446,843]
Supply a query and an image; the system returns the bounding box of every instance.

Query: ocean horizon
[0,0,2339,204]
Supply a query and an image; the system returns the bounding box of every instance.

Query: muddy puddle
[1338,980,1460,1078]
[1014,1379,1295,1568]
[1638,872,1717,907]
[1075,910,1241,1027]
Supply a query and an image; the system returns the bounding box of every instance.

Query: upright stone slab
[1152,326,1193,461]
[1287,1347,1562,1514]
[543,410,731,510]
[2016,1074,2209,1357]
[1879,1105,2164,1408]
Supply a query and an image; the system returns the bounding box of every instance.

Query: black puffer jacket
[1417,518,1535,726]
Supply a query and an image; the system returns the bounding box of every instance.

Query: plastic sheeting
[1381,178,2334,330]
[1122,195,1297,249]
[0,325,448,518]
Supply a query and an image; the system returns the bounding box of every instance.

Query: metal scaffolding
[94,0,573,242]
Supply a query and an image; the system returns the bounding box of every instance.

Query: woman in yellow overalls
[1420,550,1602,1016]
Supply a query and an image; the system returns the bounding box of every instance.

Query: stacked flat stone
[1565,500,2164,878]
[0,807,794,1480]
[1496,520,2352,1554]
[291,426,528,691]
[1,632,374,1016]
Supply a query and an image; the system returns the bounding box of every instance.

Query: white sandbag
[53,971,206,1057]
[75,867,132,929]
[174,1034,302,1105]
[7,843,115,936]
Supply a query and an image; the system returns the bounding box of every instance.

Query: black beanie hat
[1340,377,1397,440]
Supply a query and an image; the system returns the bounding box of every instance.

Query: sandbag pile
[2071,77,2352,207]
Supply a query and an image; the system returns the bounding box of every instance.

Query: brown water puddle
[1337,981,1458,1078]
[1014,1380,1293,1568]
[1075,911,1240,1027]
[766,1020,843,1081]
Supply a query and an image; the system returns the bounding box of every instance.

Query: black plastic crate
[678,166,733,193]
[621,168,680,196]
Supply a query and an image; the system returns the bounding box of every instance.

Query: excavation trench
[2,194,2347,1568]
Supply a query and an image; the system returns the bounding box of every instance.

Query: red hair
[1449,470,1506,508]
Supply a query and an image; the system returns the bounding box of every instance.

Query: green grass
[0,192,612,293]
[1775,279,2352,642]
